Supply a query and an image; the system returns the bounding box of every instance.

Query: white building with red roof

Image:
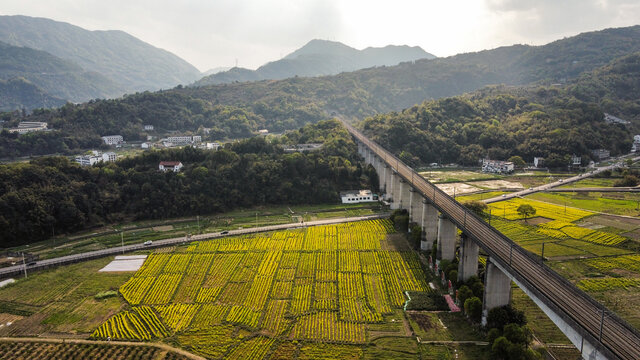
[159,161,183,172]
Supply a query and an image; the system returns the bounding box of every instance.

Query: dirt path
[0,337,206,360]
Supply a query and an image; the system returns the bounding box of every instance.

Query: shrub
[464,297,483,323]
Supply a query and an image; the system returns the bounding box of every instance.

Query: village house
[481,159,514,174]
[159,161,183,172]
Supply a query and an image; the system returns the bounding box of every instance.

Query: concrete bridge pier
[408,188,416,222]
[437,215,457,261]
[482,260,512,326]
[389,171,398,209]
[458,234,479,282]
[397,178,406,209]
[421,201,438,251]
[381,164,388,195]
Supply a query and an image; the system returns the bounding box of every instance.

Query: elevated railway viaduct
[345,120,640,360]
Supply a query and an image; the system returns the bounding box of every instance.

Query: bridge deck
[345,121,640,360]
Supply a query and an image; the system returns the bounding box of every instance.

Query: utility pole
[22,252,27,279]
[197,215,200,234]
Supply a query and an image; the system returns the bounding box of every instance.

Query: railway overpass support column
[389,172,398,209]
[457,234,479,282]
[421,201,438,251]
[398,179,407,209]
[381,165,388,195]
[408,188,416,222]
[437,215,457,261]
[482,260,512,326]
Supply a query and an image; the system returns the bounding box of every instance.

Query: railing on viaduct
[343,120,640,360]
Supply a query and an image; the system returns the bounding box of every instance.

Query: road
[483,157,639,203]
[344,120,640,359]
[0,213,387,280]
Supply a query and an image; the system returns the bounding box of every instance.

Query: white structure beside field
[102,135,123,145]
[482,159,514,174]
[340,190,378,204]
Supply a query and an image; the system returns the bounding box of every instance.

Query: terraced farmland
[92,219,432,358]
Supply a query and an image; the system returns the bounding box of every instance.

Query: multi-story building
[159,161,183,172]
[102,135,123,145]
[482,159,514,174]
[340,190,378,204]
[8,122,48,134]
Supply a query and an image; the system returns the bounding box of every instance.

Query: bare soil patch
[622,229,640,240]
[470,180,524,190]
[152,225,174,232]
[382,233,412,251]
[436,183,480,196]
[581,214,640,231]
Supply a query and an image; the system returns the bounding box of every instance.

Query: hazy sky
[1,0,639,72]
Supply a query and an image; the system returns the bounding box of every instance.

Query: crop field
[91,219,436,359]
[0,341,191,360]
[487,198,593,223]
[528,192,640,217]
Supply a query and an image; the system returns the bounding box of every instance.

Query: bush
[463,200,488,217]
[457,285,474,307]
[486,305,527,331]
[614,175,640,187]
[487,328,502,343]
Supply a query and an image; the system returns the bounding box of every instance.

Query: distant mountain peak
[195,39,436,86]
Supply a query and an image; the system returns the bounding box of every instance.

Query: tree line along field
[91,219,438,359]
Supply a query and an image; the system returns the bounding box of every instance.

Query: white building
[258,129,269,135]
[8,122,48,134]
[75,151,117,166]
[159,161,183,172]
[604,113,630,125]
[102,135,123,145]
[283,143,323,152]
[192,135,202,143]
[571,155,582,166]
[141,142,151,149]
[533,157,544,168]
[591,149,610,160]
[206,142,221,150]
[482,159,514,174]
[340,190,378,204]
[632,135,640,153]
[144,125,154,131]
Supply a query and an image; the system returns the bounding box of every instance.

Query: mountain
[0,15,201,93]
[0,77,66,112]
[0,41,121,109]
[3,25,640,159]
[194,39,435,85]
[202,67,232,77]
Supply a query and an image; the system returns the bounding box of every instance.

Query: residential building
[481,159,514,174]
[75,151,117,166]
[206,142,221,150]
[144,125,154,131]
[283,143,323,152]
[258,129,269,135]
[591,149,610,160]
[102,135,123,145]
[141,142,150,149]
[571,155,582,166]
[604,113,630,125]
[166,136,193,144]
[632,135,640,153]
[533,157,544,168]
[192,135,202,143]
[159,161,183,172]
[8,121,48,134]
[340,190,378,204]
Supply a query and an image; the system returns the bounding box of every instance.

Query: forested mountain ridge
[0,15,201,95]
[0,120,375,246]
[359,53,640,167]
[0,41,121,110]
[0,77,66,112]
[2,25,640,159]
[194,39,434,86]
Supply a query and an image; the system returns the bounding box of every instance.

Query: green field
[527,192,640,217]
[6,203,383,261]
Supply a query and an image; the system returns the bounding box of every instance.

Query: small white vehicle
[144,240,153,246]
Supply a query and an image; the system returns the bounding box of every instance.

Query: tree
[464,296,483,322]
[516,204,536,222]
[463,200,488,217]
[457,285,473,306]
[508,155,526,168]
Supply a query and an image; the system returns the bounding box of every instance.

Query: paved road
[483,157,640,203]
[344,120,640,359]
[0,214,387,280]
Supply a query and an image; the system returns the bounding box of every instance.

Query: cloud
[484,0,640,45]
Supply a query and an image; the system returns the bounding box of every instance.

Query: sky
[1,0,639,72]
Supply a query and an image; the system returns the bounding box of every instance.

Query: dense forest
[2,26,640,159]
[0,120,376,246]
[359,54,640,166]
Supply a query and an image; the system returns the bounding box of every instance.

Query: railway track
[344,121,640,359]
